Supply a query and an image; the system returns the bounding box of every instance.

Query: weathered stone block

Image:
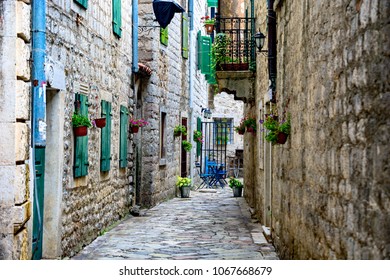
[15,80,30,120]
[16,1,31,42]
[0,207,13,234]
[0,234,13,260]
[0,123,15,165]
[0,166,15,207]
[15,164,29,205]
[13,227,29,260]
[16,38,30,81]
[0,79,16,123]
[13,200,31,232]
[15,122,29,162]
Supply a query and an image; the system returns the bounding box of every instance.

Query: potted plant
[182,140,192,152]
[243,117,257,133]
[261,113,291,145]
[193,130,204,143]
[201,16,215,34]
[234,121,246,135]
[212,33,230,71]
[129,118,149,133]
[176,176,191,198]
[93,117,106,128]
[72,113,92,137]
[174,125,187,137]
[228,177,243,197]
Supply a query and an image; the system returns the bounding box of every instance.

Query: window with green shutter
[198,35,212,74]
[74,93,89,178]
[182,13,189,59]
[74,0,88,9]
[112,0,122,37]
[100,101,112,172]
[119,106,129,168]
[160,27,168,46]
[207,0,218,7]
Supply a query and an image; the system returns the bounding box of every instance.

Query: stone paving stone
[72,188,279,260]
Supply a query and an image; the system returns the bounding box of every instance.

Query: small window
[112,0,122,37]
[100,101,112,172]
[160,111,167,160]
[119,106,129,168]
[214,118,233,145]
[74,93,89,178]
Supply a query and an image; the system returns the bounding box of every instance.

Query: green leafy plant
[72,113,92,128]
[176,176,192,188]
[234,121,246,134]
[211,33,230,71]
[243,117,257,133]
[174,125,187,137]
[182,140,192,152]
[193,130,204,143]
[228,177,243,189]
[201,16,215,25]
[261,113,291,145]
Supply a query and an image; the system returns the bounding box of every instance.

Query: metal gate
[198,121,228,188]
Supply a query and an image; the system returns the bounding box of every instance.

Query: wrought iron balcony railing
[215,16,256,71]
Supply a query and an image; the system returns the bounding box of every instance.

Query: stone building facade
[45,0,134,258]
[1,0,135,259]
[244,0,390,259]
[136,0,210,206]
[0,0,32,260]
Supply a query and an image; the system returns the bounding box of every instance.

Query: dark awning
[153,0,185,29]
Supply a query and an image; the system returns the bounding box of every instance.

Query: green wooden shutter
[74,93,89,178]
[74,0,88,9]
[100,101,112,172]
[112,0,122,37]
[197,117,202,157]
[207,0,218,7]
[160,27,168,46]
[182,13,189,59]
[119,105,129,168]
[200,36,212,74]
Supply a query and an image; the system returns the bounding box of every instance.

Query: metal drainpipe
[132,0,139,73]
[188,0,195,183]
[31,0,46,259]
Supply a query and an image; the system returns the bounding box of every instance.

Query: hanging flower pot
[238,129,245,135]
[73,126,88,137]
[277,132,288,144]
[130,126,140,134]
[94,118,106,128]
[246,127,255,133]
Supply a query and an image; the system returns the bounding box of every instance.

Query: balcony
[214,16,256,103]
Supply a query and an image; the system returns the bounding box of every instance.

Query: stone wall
[0,0,32,260]
[137,0,209,206]
[248,0,390,259]
[45,0,134,257]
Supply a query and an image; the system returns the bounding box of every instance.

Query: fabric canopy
[153,0,185,28]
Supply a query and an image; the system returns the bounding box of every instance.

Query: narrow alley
[72,188,278,260]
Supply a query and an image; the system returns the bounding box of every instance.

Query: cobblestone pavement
[72,187,279,260]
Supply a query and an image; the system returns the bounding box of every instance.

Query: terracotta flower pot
[204,24,214,34]
[238,130,245,135]
[130,126,139,133]
[246,127,255,133]
[94,118,106,128]
[277,132,288,144]
[73,126,88,137]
